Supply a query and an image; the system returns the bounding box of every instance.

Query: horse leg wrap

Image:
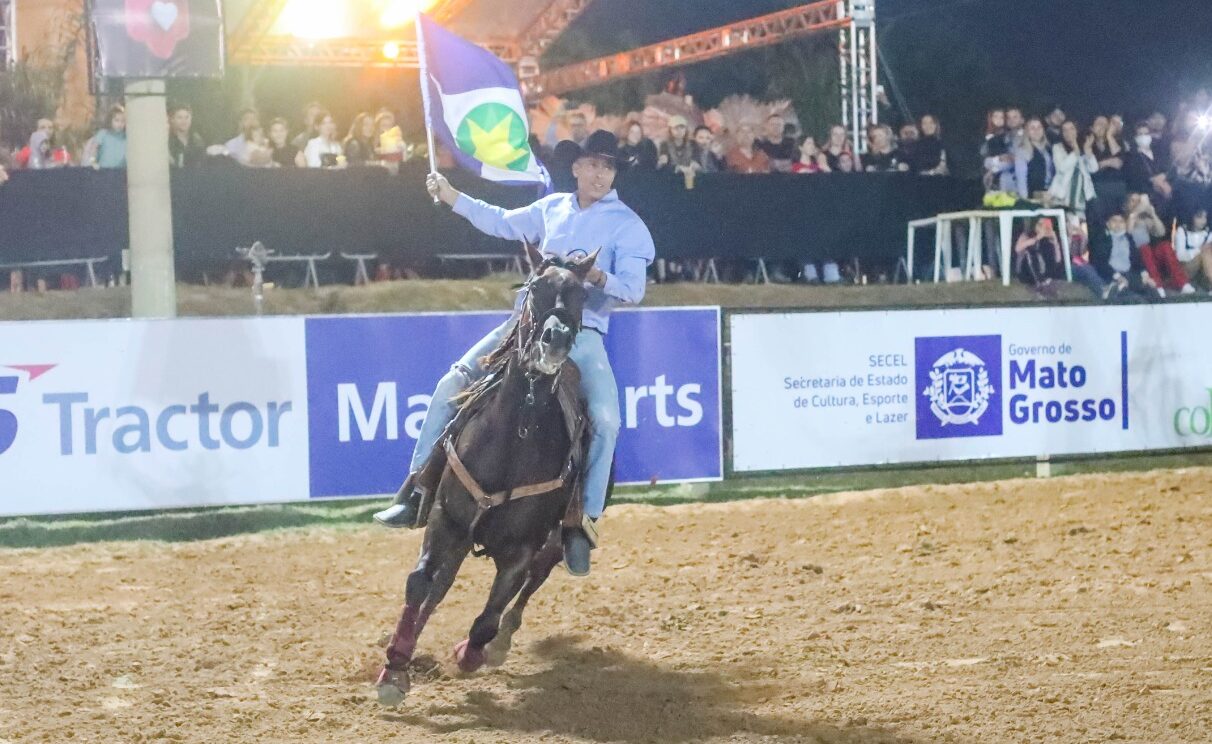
[385,605,419,669]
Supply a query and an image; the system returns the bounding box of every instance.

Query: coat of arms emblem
[923,348,994,426]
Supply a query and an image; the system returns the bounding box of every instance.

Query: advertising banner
[731,305,1212,472]
[92,0,225,79]
[0,318,310,516]
[305,307,723,498]
[0,308,721,516]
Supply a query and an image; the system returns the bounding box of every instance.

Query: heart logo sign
[150,1,179,31]
[125,0,191,59]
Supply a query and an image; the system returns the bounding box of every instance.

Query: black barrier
[3,160,1208,277]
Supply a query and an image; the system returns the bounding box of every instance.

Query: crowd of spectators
[0,100,418,177]
[1,85,1209,297]
[980,86,1212,300]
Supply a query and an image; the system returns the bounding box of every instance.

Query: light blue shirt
[453,190,656,334]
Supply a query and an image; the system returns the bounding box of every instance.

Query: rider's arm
[598,218,656,305]
[452,194,546,244]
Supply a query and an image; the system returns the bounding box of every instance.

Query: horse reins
[442,259,586,547]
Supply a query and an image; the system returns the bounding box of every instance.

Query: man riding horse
[374,130,655,576]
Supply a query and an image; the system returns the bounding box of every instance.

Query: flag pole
[415,11,441,204]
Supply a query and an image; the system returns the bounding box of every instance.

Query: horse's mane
[453,255,576,409]
[453,316,524,407]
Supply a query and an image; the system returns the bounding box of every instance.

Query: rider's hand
[585,267,607,288]
[426,172,460,206]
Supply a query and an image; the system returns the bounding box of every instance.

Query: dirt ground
[0,468,1209,744]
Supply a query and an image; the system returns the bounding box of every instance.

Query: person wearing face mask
[1125,123,1168,197]
[376,131,655,578]
[1173,209,1212,290]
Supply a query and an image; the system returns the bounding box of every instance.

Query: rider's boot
[373,473,429,529]
[562,516,597,577]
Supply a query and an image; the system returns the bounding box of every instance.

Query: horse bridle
[513,257,576,440]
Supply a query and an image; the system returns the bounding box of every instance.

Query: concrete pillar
[124,78,177,318]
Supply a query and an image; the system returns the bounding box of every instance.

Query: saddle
[414,365,591,540]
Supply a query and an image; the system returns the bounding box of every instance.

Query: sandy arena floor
[1,468,1209,743]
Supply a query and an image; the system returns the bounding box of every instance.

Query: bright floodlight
[280,0,349,39]
[380,0,439,29]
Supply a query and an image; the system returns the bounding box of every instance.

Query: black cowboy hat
[575,129,621,167]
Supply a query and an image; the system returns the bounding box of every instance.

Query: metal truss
[226,0,526,67]
[525,0,848,98]
[231,35,519,68]
[839,0,878,153]
[516,0,597,59]
[227,0,291,62]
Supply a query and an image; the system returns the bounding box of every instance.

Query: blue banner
[304,308,722,498]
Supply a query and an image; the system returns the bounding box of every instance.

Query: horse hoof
[375,667,410,708]
[453,639,486,674]
[484,629,514,668]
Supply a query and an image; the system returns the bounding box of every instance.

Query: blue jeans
[409,321,620,520]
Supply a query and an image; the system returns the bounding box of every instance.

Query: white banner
[0,318,310,516]
[731,305,1212,472]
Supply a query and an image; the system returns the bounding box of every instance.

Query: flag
[417,14,547,186]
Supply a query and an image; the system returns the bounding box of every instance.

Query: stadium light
[280,0,350,39]
[380,0,439,29]
[382,40,401,60]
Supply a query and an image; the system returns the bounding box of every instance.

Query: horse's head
[518,243,599,376]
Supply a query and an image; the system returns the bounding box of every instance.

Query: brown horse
[376,247,599,707]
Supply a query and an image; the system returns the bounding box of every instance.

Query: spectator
[267,118,299,168]
[1125,122,1172,201]
[656,117,694,172]
[899,122,920,165]
[24,119,55,169]
[1066,215,1111,299]
[1173,208,1212,289]
[1091,212,1157,300]
[243,126,274,168]
[981,109,1015,191]
[303,112,344,168]
[1014,117,1054,200]
[1145,111,1171,170]
[168,104,206,168]
[1089,115,1124,184]
[291,101,324,151]
[1004,107,1025,149]
[756,113,796,172]
[1045,105,1067,146]
[1048,120,1099,216]
[1126,192,1193,295]
[225,109,261,164]
[911,114,948,174]
[864,125,906,172]
[725,124,771,174]
[620,120,659,172]
[823,124,858,171]
[374,109,413,167]
[343,112,377,166]
[835,151,857,173]
[691,125,724,173]
[90,104,128,169]
[1108,114,1126,150]
[1170,110,1212,186]
[1013,217,1063,291]
[791,135,829,173]
[545,107,590,149]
